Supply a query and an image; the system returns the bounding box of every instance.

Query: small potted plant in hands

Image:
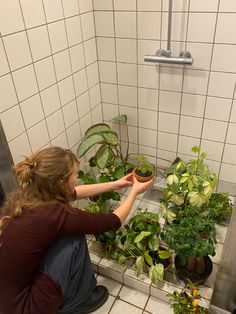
[167,280,210,313]
[132,155,155,182]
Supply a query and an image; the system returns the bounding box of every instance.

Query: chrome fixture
[144,0,193,65]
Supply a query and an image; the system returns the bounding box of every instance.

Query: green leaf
[134,231,151,243]
[191,146,200,154]
[144,251,153,266]
[149,264,164,285]
[112,114,128,124]
[85,123,111,138]
[96,145,112,169]
[158,250,171,259]
[102,131,119,145]
[77,134,106,157]
[135,256,144,277]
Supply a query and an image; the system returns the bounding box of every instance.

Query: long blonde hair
[0,146,79,235]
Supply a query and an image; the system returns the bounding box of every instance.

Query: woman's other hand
[114,173,134,189]
[131,176,153,195]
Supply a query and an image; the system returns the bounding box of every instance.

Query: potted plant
[162,214,216,284]
[114,208,172,285]
[167,280,210,313]
[160,146,217,224]
[132,155,155,182]
[77,114,134,180]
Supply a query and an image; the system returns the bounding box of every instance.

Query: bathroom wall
[0,0,101,162]
[0,0,236,186]
[94,0,236,185]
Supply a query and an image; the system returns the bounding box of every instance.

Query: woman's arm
[74,173,134,199]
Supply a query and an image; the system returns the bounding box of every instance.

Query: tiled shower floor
[78,176,233,313]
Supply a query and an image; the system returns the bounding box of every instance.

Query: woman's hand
[114,173,134,190]
[131,176,153,195]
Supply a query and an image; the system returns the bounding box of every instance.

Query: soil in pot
[175,255,213,285]
[133,168,154,183]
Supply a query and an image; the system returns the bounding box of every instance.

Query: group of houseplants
[77,118,233,311]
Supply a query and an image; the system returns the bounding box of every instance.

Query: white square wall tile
[0,105,25,141]
[139,128,157,148]
[65,16,83,46]
[77,91,90,118]
[99,61,117,84]
[20,0,46,28]
[9,132,31,163]
[0,0,24,35]
[115,12,136,38]
[79,112,93,136]
[96,37,116,61]
[12,65,38,102]
[87,62,99,88]
[0,41,9,76]
[91,104,103,124]
[3,31,31,71]
[0,74,17,113]
[138,0,161,11]
[190,0,218,11]
[93,0,113,10]
[78,0,93,13]
[180,116,203,138]
[138,65,159,89]
[219,163,236,184]
[89,84,101,109]
[84,38,97,66]
[187,13,216,42]
[53,50,71,81]
[116,39,137,64]
[35,57,57,91]
[159,91,181,114]
[80,12,95,40]
[226,123,236,145]
[40,84,61,116]
[70,44,85,72]
[62,0,79,17]
[222,144,236,165]
[20,94,44,128]
[119,85,137,107]
[208,72,236,98]
[27,26,51,62]
[51,131,68,148]
[58,76,75,106]
[62,100,78,128]
[183,70,209,95]
[27,120,50,152]
[138,109,157,130]
[230,100,236,123]
[219,1,236,12]
[212,44,236,73]
[43,0,64,23]
[114,0,136,10]
[162,0,189,12]
[138,88,158,111]
[181,93,205,117]
[205,97,231,121]
[74,69,88,97]
[160,67,183,92]
[48,21,68,54]
[158,131,178,152]
[158,112,179,133]
[120,105,137,127]
[186,42,212,71]
[67,121,81,148]
[101,83,118,104]
[138,12,161,40]
[200,140,224,161]
[178,136,200,156]
[46,109,65,139]
[118,63,137,86]
[94,11,113,37]
[102,103,119,122]
[138,39,160,65]
[215,14,236,44]
[202,119,228,142]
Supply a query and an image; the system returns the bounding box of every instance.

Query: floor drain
[143,188,162,202]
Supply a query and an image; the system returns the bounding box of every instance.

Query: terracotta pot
[133,167,154,182]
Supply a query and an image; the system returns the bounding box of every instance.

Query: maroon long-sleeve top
[0,203,121,314]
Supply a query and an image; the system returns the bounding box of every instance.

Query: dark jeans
[41,235,96,313]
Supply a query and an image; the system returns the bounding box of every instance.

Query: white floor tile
[119,285,149,309]
[145,296,172,314]
[110,299,143,314]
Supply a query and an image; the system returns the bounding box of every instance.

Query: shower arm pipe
[166,0,173,56]
[144,0,193,65]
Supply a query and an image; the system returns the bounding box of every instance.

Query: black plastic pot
[175,255,213,285]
